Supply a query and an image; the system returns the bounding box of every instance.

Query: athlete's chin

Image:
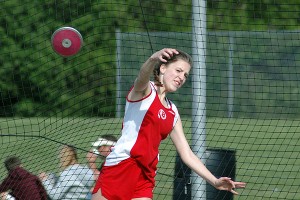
[167,86,181,93]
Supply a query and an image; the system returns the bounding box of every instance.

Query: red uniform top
[105,82,179,183]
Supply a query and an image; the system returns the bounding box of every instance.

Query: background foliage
[0,0,300,117]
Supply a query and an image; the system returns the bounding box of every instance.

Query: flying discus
[51,27,83,57]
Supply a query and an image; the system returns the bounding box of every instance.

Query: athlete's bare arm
[170,116,246,194]
[129,48,178,101]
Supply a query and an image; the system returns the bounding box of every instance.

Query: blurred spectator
[0,156,47,200]
[85,135,117,199]
[86,134,117,180]
[0,191,15,200]
[39,145,94,200]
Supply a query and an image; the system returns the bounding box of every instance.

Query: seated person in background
[85,135,117,200]
[0,156,47,200]
[86,134,117,181]
[0,191,15,200]
[39,145,94,200]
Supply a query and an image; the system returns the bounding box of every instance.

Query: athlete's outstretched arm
[170,116,246,194]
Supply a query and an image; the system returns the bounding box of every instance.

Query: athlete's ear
[160,64,167,75]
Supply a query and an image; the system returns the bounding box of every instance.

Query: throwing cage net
[0,1,299,199]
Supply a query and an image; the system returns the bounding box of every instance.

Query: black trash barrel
[173,149,236,200]
[173,154,191,200]
[206,148,236,200]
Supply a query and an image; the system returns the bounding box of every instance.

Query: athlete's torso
[105,82,179,179]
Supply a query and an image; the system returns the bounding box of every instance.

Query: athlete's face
[160,59,191,92]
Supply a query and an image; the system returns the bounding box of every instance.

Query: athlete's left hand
[214,177,246,195]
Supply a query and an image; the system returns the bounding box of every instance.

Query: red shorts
[92,158,154,199]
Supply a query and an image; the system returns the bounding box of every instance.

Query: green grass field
[0,117,299,199]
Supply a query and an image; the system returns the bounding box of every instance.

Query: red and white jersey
[105,82,179,180]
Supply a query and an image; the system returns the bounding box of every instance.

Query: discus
[51,27,83,57]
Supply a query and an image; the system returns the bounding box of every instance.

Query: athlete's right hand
[150,48,179,63]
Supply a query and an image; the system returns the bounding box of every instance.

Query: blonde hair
[59,145,78,169]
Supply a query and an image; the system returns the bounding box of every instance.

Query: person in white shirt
[39,145,94,200]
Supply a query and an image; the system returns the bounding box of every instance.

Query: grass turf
[0,117,299,199]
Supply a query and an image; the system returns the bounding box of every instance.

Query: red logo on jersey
[158,109,166,120]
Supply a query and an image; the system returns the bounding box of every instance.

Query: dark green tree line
[0,0,299,117]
